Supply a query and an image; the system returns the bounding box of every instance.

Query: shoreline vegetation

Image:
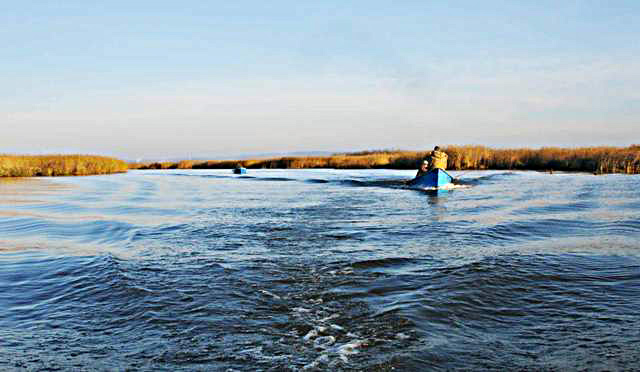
[130,145,640,175]
[3,146,638,177]
[0,155,128,177]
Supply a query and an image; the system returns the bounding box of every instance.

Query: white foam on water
[236,346,291,363]
[258,289,281,300]
[302,354,330,370]
[302,334,370,365]
[337,339,367,354]
[330,324,344,331]
[303,329,318,341]
[335,339,369,362]
[319,313,339,323]
[314,335,336,349]
[327,267,353,276]
[292,307,311,313]
[411,183,471,191]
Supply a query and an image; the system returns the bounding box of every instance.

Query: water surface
[1,169,639,370]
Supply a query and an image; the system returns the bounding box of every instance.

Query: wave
[336,253,640,369]
[305,179,330,184]
[253,177,295,182]
[515,201,595,215]
[350,257,432,270]
[0,217,138,245]
[455,171,518,185]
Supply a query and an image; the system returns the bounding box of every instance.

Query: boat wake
[147,169,525,193]
[406,183,472,192]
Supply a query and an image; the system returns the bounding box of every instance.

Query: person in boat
[415,159,429,178]
[428,146,448,170]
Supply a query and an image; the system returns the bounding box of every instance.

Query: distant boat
[233,167,247,174]
[408,168,454,189]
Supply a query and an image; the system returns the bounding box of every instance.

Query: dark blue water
[1,169,639,371]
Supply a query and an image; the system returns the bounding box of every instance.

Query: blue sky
[2,1,639,159]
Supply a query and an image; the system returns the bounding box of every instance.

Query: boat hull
[409,168,454,188]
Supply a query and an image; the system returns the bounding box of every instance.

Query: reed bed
[443,145,640,174]
[0,155,128,177]
[129,145,640,174]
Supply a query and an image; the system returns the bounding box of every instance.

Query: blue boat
[233,167,247,174]
[408,168,454,189]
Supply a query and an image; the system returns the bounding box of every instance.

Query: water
[1,169,639,371]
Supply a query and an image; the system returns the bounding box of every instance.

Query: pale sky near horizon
[2,1,639,159]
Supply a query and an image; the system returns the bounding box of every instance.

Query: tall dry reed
[128,145,640,174]
[0,155,128,177]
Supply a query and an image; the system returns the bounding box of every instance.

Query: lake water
[1,169,639,371]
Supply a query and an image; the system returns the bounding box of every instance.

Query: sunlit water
[1,169,639,371]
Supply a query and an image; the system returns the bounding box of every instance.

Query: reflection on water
[0,176,71,194]
[0,169,639,370]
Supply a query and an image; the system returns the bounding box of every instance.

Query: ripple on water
[0,217,137,245]
[335,254,640,370]
[0,170,639,370]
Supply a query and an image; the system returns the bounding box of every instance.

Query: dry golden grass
[0,155,128,177]
[444,145,640,174]
[129,145,640,174]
